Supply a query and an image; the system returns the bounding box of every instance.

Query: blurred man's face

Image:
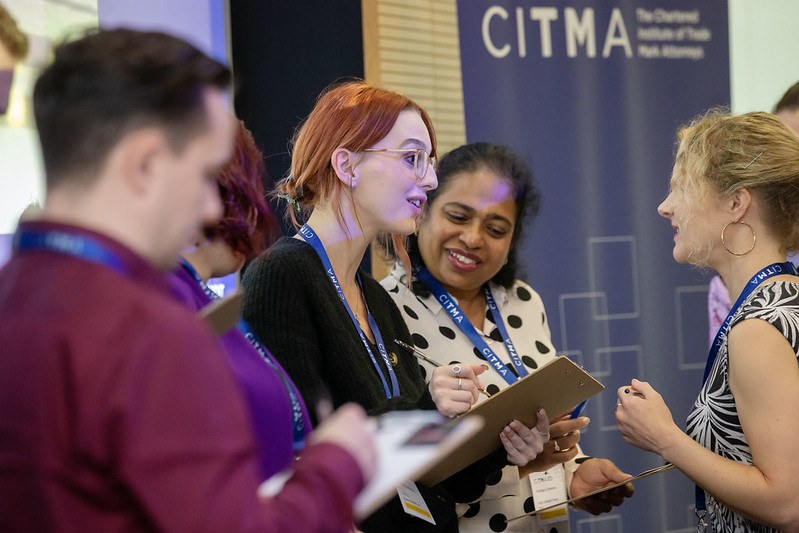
[149,89,234,269]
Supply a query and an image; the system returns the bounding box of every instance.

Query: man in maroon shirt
[0,29,375,532]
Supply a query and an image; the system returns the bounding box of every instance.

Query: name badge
[530,466,568,523]
[397,481,435,524]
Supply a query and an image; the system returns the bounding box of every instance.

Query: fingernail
[481,364,489,370]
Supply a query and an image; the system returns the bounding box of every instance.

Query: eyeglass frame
[358,147,437,181]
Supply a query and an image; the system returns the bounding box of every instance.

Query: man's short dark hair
[33,28,231,187]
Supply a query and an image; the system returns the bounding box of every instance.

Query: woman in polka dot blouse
[381,142,634,533]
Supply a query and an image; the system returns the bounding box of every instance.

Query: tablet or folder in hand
[354,411,484,519]
[419,356,604,486]
[199,288,243,336]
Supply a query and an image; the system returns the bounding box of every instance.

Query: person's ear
[112,128,170,196]
[331,148,358,188]
[729,187,751,222]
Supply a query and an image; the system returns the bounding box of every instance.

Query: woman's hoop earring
[721,220,756,256]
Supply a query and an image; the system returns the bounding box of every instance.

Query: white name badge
[397,481,435,524]
[530,466,568,523]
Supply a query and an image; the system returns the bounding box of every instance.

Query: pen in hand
[569,399,589,419]
[393,339,492,398]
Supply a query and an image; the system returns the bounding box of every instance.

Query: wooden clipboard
[419,356,604,486]
[199,289,243,336]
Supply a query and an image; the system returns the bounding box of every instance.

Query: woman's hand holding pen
[429,363,487,417]
[615,378,680,456]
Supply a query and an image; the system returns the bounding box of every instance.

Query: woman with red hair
[242,81,550,532]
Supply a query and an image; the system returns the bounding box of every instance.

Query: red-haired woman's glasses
[359,148,437,181]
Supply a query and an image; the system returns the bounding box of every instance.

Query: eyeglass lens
[414,150,436,180]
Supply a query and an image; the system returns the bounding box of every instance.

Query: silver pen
[394,339,492,398]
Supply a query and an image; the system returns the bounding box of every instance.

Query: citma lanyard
[180,259,307,449]
[694,261,797,527]
[14,228,130,276]
[416,266,528,385]
[298,225,400,399]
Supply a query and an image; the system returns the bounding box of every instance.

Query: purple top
[169,264,312,480]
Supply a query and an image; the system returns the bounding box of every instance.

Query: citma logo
[439,296,464,323]
[481,6,633,59]
[480,5,711,62]
[327,268,342,294]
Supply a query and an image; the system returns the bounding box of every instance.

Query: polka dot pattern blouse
[381,264,573,533]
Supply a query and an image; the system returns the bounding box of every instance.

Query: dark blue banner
[457,1,729,530]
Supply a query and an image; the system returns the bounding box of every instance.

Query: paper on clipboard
[199,288,243,336]
[506,463,675,522]
[354,411,484,520]
[419,356,604,486]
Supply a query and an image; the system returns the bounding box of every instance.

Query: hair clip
[277,193,301,213]
[742,149,765,170]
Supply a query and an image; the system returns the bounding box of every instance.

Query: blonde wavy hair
[671,108,799,260]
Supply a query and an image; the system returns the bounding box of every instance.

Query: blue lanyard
[298,225,399,399]
[180,259,307,449]
[238,321,307,450]
[14,228,130,276]
[416,266,527,385]
[180,258,219,300]
[695,261,797,516]
[703,261,797,385]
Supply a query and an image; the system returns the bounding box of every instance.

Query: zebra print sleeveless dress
[686,281,799,532]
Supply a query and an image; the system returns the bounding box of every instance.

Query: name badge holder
[529,467,568,524]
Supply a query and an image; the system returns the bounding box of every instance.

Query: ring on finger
[553,438,560,452]
[458,378,462,390]
[452,365,462,376]
[535,428,549,438]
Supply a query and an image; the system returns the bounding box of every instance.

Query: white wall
[729,0,799,113]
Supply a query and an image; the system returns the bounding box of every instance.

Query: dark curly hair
[408,142,541,296]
